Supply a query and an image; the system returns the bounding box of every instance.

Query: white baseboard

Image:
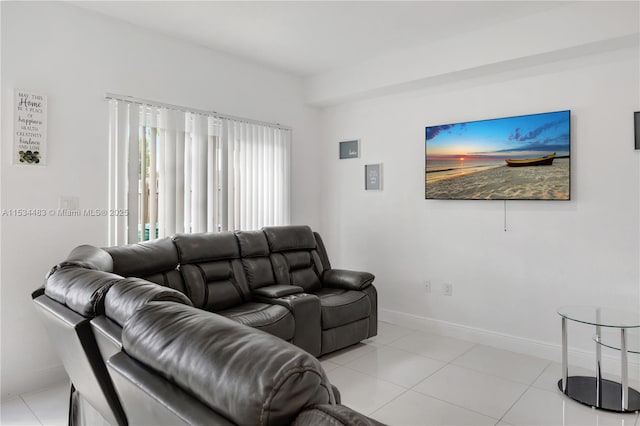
[1,364,69,401]
[380,308,640,381]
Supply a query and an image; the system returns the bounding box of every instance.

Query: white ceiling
[72,1,565,77]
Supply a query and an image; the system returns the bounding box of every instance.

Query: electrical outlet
[424,280,431,293]
[443,283,453,296]
[59,196,79,211]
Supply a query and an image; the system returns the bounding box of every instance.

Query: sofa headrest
[122,303,334,426]
[104,238,178,277]
[262,226,317,253]
[172,232,239,264]
[47,245,114,278]
[234,230,270,258]
[45,266,121,317]
[104,278,192,327]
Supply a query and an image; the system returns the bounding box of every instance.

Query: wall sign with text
[365,163,382,190]
[14,90,47,166]
[339,140,359,159]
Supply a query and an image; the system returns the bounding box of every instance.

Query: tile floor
[2,321,639,425]
[1,380,69,426]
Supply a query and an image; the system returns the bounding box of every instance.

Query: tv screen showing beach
[425,110,570,200]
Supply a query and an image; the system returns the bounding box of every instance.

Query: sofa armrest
[253,284,303,298]
[322,269,375,291]
[293,404,386,426]
[254,293,322,356]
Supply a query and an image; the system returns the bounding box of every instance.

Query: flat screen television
[425,110,570,200]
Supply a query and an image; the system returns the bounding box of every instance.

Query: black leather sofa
[108,301,382,426]
[32,226,380,425]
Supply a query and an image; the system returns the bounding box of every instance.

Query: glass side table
[557,306,640,413]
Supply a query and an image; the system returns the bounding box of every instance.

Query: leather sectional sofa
[32,225,380,425]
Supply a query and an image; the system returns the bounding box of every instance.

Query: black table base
[558,376,640,413]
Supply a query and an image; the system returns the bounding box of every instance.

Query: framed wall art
[14,90,47,166]
[635,112,639,150]
[365,163,382,190]
[339,140,359,159]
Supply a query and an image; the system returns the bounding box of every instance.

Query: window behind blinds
[107,99,290,245]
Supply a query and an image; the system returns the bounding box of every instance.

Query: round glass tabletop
[557,306,640,329]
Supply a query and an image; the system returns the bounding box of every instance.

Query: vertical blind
[108,99,291,245]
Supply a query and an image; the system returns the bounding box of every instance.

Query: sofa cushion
[45,266,121,317]
[262,227,326,293]
[235,230,270,258]
[263,225,317,252]
[105,238,177,277]
[173,232,251,310]
[270,251,324,293]
[104,238,186,293]
[290,260,323,292]
[65,245,114,272]
[235,230,281,291]
[173,232,239,264]
[242,256,278,289]
[104,278,192,327]
[180,260,249,311]
[122,302,334,426]
[314,288,371,330]
[135,269,186,293]
[219,302,295,341]
[47,245,114,277]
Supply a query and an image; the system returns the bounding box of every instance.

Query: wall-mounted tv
[425,110,570,200]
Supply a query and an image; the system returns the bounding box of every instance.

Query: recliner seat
[235,229,323,355]
[263,226,378,354]
[172,231,296,342]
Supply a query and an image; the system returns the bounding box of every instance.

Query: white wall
[319,45,640,372]
[0,1,321,398]
[306,2,639,107]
